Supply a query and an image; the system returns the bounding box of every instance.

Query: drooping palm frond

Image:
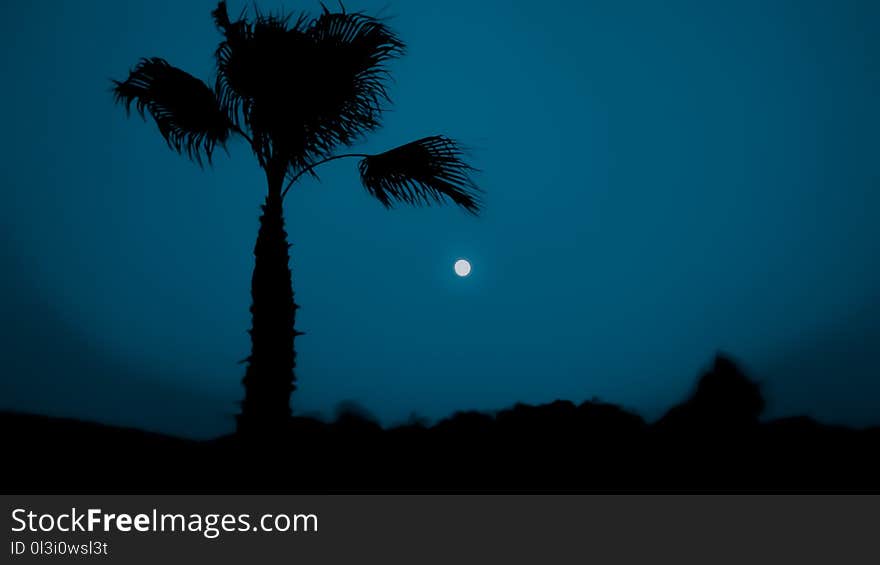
[213,1,307,126]
[210,1,404,172]
[303,7,404,146]
[308,7,404,100]
[212,1,248,121]
[358,136,481,214]
[213,1,311,167]
[113,57,231,165]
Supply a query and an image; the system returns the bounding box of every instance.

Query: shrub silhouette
[658,353,764,430]
[112,2,481,439]
[2,354,878,491]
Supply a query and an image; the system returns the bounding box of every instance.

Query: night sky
[2,0,878,438]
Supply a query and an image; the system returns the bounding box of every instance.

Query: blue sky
[1,0,878,437]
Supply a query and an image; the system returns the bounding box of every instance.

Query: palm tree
[112,1,481,437]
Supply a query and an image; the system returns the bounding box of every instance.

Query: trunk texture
[237,165,298,437]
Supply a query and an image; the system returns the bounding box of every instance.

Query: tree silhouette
[112,1,481,438]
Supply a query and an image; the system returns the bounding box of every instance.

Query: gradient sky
[1,0,878,438]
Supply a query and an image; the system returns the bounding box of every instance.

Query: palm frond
[213,2,309,164]
[296,7,404,158]
[213,1,305,117]
[210,1,404,172]
[211,0,234,31]
[358,136,481,214]
[307,6,404,110]
[113,57,230,165]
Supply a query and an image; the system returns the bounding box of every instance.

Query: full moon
[454,259,471,277]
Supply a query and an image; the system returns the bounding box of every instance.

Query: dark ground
[3,355,878,492]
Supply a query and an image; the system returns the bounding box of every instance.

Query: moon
[454,259,471,277]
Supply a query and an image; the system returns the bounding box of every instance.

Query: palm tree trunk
[237,165,298,437]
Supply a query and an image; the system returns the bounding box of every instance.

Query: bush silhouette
[658,353,764,430]
[2,353,879,491]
